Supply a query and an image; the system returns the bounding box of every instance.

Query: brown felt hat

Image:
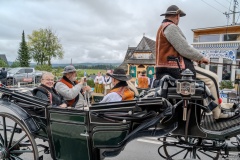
[107,68,131,81]
[160,5,186,17]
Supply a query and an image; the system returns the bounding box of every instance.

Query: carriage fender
[0,99,40,133]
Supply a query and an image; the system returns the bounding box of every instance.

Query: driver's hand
[200,57,210,64]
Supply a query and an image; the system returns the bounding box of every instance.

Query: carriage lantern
[176,68,195,96]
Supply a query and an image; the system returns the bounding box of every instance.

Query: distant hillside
[8,62,121,68]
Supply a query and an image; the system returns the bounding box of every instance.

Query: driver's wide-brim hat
[62,65,77,74]
[107,68,132,81]
[160,5,186,17]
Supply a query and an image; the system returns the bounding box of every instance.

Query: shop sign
[200,50,236,61]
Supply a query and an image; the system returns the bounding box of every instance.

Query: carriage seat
[201,114,240,138]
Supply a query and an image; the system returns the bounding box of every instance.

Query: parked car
[3,67,43,86]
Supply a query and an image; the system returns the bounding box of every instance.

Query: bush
[219,80,234,90]
[35,64,52,72]
[87,79,94,88]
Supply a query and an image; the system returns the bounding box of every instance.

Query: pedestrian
[137,70,149,89]
[103,70,112,95]
[94,72,104,94]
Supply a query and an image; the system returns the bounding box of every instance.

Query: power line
[200,0,225,14]
[214,0,230,10]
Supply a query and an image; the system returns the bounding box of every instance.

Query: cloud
[0,0,235,64]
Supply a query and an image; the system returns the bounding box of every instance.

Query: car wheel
[6,78,15,86]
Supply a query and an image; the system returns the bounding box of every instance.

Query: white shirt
[94,75,103,84]
[103,76,112,85]
[100,92,122,103]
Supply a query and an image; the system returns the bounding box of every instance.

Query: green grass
[52,69,107,79]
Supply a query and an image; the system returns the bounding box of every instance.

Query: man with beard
[55,65,91,108]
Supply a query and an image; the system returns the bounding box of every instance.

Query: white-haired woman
[32,72,67,108]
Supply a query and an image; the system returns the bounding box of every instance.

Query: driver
[155,5,238,120]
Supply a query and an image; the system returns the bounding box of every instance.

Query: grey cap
[62,65,76,74]
[160,5,186,17]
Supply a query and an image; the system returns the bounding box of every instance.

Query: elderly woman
[32,72,67,108]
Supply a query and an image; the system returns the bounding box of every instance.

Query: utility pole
[224,0,239,25]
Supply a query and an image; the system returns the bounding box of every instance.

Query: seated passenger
[32,72,67,108]
[100,68,134,103]
[55,65,91,108]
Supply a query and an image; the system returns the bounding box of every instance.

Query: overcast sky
[0,0,239,64]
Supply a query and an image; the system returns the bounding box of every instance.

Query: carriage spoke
[10,154,24,160]
[198,149,214,158]
[0,133,4,144]
[196,153,201,159]
[9,134,27,150]
[8,123,17,148]
[10,150,33,154]
[3,116,7,147]
[169,148,187,158]
[183,150,189,159]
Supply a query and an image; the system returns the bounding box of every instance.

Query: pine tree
[17,31,31,67]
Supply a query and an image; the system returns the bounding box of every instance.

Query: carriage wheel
[158,136,219,160]
[0,113,39,160]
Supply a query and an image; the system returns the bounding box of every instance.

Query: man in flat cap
[155,5,238,120]
[55,65,91,108]
[100,68,134,103]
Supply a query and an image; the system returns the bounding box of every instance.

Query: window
[222,59,231,80]
[223,34,240,41]
[199,35,220,42]
[18,69,25,74]
[209,58,218,74]
[25,69,33,73]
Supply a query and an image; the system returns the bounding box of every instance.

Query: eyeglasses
[42,79,54,82]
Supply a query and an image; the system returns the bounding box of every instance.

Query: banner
[200,50,236,61]
[129,66,136,78]
[147,66,154,78]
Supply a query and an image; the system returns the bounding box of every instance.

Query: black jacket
[33,84,67,107]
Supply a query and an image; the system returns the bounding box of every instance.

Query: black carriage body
[2,74,240,160]
[0,88,173,160]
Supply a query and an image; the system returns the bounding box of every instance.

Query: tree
[17,31,31,67]
[0,59,8,67]
[11,60,21,68]
[28,28,64,66]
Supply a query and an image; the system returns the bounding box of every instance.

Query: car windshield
[8,68,20,74]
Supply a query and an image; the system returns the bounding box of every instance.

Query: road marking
[137,139,163,145]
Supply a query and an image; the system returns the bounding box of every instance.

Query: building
[119,36,156,80]
[192,25,240,82]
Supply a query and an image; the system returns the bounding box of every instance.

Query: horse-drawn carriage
[1,65,240,160]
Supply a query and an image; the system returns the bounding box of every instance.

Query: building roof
[119,36,156,71]
[125,59,155,65]
[0,54,8,65]
[192,24,240,33]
